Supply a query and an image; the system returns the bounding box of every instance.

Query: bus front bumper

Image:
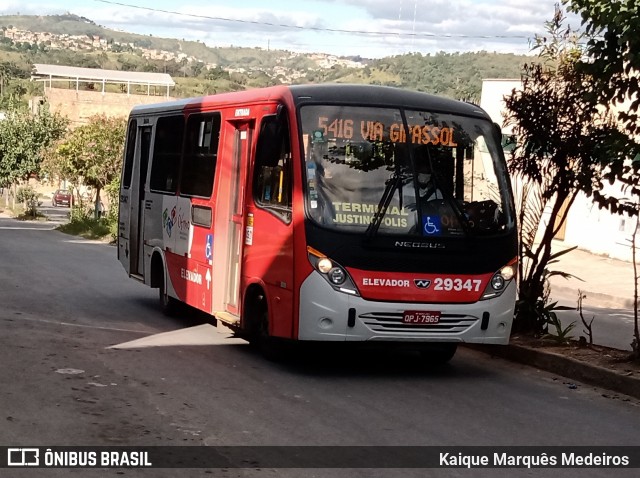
[298,271,515,344]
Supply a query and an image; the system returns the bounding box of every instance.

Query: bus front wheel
[250,307,284,361]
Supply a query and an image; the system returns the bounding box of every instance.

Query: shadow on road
[39,204,70,225]
[229,340,498,381]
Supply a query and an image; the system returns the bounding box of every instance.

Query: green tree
[44,115,126,218]
[0,62,9,98]
[567,0,640,358]
[564,0,640,212]
[204,66,229,81]
[0,104,68,190]
[504,6,633,334]
[0,61,29,104]
[15,185,39,217]
[566,0,640,136]
[42,136,83,193]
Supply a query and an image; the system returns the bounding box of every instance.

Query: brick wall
[44,87,175,125]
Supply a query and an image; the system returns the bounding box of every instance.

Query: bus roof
[289,84,489,119]
[128,84,490,120]
[128,85,291,116]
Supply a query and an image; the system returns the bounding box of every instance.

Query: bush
[16,186,39,217]
[58,205,113,241]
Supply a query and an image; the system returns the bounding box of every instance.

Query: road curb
[470,344,640,400]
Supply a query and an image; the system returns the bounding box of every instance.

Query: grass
[1,196,116,241]
[16,211,48,221]
[57,214,114,241]
[0,203,39,220]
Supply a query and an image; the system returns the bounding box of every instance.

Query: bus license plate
[403,311,441,324]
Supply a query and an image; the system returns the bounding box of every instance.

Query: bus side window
[180,113,221,198]
[149,115,184,194]
[253,108,292,223]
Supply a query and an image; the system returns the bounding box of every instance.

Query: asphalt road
[39,203,72,226]
[1,215,639,478]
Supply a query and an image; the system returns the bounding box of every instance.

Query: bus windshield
[300,105,514,238]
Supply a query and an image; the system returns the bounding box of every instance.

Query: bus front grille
[359,311,477,334]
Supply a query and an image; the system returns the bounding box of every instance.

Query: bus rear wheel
[419,343,457,364]
[159,274,180,316]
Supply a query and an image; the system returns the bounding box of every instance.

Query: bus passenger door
[226,124,252,314]
[118,119,136,273]
[212,121,252,320]
[129,126,152,277]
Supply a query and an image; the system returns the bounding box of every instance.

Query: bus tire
[159,274,180,316]
[419,343,457,364]
[250,305,284,361]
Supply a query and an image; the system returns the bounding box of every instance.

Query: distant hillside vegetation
[0,14,531,100]
[371,52,526,99]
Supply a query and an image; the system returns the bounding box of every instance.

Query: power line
[93,0,530,40]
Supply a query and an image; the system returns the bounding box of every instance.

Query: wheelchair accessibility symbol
[205,234,213,260]
[422,215,441,236]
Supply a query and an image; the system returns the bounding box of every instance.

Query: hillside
[0,13,530,100]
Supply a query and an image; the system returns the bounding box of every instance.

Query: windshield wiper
[364,173,404,240]
[364,112,411,241]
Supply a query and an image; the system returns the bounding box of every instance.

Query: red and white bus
[118,84,517,361]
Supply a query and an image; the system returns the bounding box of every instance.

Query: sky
[0,0,584,58]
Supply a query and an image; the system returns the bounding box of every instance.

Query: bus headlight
[317,258,333,274]
[307,246,360,296]
[481,259,517,300]
[328,267,346,285]
[491,274,505,290]
[500,265,515,281]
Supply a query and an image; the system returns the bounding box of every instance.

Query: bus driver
[416,161,443,203]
